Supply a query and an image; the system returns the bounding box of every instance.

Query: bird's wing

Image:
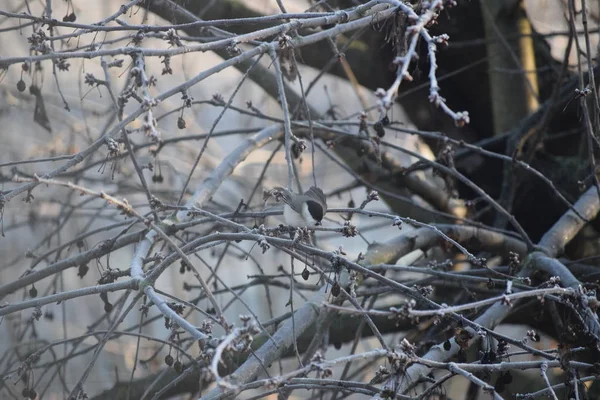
[304,187,327,211]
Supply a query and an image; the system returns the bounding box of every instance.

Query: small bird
[272,186,327,227]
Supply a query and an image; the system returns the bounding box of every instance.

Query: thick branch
[385,185,600,396]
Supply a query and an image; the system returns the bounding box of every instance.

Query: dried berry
[291,142,301,159]
[152,174,164,183]
[63,12,76,22]
[373,121,385,137]
[174,360,183,373]
[17,79,26,92]
[78,264,89,278]
[28,389,37,399]
[177,116,186,129]
[331,281,340,297]
[165,354,174,366]
[29,285,37,298]
[301,267,309,281]
[454,327,473,350]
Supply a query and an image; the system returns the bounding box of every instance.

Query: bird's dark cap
[306,200,324,222]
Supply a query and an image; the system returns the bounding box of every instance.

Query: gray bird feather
[273,186,327,214]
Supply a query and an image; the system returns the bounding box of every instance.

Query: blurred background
[1,0,599,399]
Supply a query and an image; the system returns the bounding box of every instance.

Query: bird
[272,186,327,227]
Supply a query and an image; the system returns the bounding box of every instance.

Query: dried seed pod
[174,360,184,373]
[301,267,309,281]
[291,142,301,159]
[78,264,89,278]
[331,281,340,297]
[152,173,164,183]
[177,116,186,129]
[373,121,385,137]
[165,354,174,366]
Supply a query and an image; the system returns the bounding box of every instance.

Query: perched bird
[272,186,327,227]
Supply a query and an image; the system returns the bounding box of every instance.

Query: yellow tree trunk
[482,0,539,136]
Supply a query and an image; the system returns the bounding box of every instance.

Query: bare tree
[1,1,600,399]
